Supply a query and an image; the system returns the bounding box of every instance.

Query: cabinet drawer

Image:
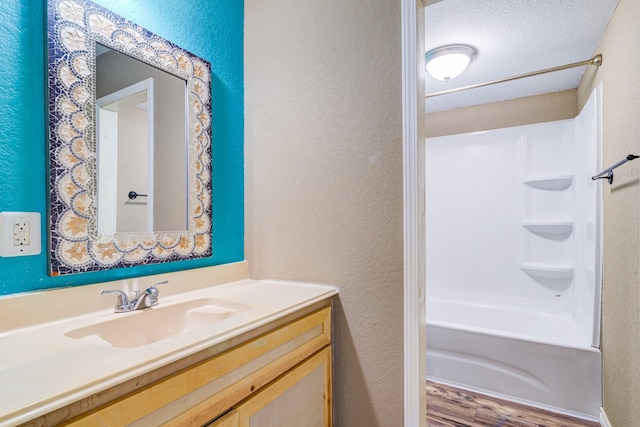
[61,307,331,426]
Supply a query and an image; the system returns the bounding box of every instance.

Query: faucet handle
[146,280,168,305]
[148,280,169,291]
[101,289,131,311]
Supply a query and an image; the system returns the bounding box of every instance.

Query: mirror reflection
[95,44,188,235]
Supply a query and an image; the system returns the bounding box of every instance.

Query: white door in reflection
[97,78,154,235]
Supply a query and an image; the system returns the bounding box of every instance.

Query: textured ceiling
[425,0,620,113]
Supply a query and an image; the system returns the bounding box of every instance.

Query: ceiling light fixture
[425,44,478,82]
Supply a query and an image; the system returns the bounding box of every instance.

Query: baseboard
[600,407,612,427]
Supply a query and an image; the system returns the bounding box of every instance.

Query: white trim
[96,107,119,234]
[96,78,155,234]
[402,1,426,426]
[146,78,155,233]
[593,82,604,348]
[600,407,612,427]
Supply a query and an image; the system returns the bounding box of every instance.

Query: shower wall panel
[426,86,601,345]
[427,122,573,313]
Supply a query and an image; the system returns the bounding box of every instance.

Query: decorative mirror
[47,0,212,275]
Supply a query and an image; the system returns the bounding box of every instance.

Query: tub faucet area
[102,280,169,313]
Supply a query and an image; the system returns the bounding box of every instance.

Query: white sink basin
[65,298,252,349]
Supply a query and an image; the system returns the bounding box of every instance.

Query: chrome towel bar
[592,154,639,184]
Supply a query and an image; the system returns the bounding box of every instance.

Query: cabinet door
[235,346,331,427]
[207,411,239,427]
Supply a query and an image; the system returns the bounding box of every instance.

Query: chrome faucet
[102,280,168,313]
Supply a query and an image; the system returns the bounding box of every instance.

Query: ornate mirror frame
[47,0,212,275]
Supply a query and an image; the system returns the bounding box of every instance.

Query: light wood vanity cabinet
[208,346,331,427]
[28,303,331,427]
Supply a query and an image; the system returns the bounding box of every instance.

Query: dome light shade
[425,44,477,82]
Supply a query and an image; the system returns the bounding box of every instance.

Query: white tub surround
[426,85,603,420]
[0,262,338,427]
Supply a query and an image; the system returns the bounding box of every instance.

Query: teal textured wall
[0,0,244,295]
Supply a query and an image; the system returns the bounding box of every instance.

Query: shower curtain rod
[425,54,602,98]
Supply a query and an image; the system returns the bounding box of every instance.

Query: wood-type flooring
[427,381,600,427]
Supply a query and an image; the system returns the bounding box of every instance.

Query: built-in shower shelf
[522,175,574,190]
[522,220,574,236]
[520,263,574,279]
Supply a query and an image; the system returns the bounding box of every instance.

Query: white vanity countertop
[0,262,338,426]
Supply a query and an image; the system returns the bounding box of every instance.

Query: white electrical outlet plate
[0,212,41,257]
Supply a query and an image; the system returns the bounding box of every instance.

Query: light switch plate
[0,212,41,257]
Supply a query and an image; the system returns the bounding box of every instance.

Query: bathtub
[426,298,602,421]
